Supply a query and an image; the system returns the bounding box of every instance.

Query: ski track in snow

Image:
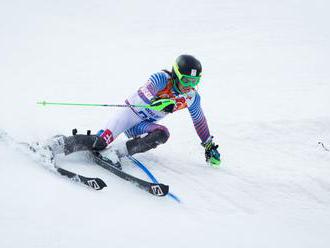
[130,118,330,216]
[2,106,330,247]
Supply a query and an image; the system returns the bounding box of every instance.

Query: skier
[38,54,221,167]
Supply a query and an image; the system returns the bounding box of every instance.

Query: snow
[1,0,330,247]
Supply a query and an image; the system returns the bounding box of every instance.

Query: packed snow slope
[1,0,330,247]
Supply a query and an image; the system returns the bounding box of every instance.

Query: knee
[153,128,170,144]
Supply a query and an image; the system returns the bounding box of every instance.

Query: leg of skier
[36,106,169,161]
[57,110,170,157]
[37,107,143,160]
[124,121,170,156]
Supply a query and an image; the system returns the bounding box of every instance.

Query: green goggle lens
[173,63,201,87]
[180,76,200,87]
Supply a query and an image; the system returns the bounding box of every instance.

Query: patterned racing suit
[99,71,211,146]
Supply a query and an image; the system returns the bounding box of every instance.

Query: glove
[150,98,176,113]
[202,136,221,167]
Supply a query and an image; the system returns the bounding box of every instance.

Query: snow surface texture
[1,0,330,247]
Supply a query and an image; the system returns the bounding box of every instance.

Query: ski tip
[150,183,169,197]
[88,178,107,190]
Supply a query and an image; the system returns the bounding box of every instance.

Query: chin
[181,87,192,93]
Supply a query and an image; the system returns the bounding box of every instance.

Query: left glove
[150,98,176,113]
[202,136,221,167]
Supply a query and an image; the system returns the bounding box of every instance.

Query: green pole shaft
[37,99,176,112]
[37,101,151,109]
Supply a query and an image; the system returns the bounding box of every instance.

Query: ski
[1,130,166,194]
[25,143,107,191]
[127,155,181,203]
[55,166,107,190]
[91,151,169,197]
[0,132,108,191]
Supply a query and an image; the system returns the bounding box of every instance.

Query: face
[177,81,194,93]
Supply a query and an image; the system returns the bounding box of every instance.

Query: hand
[202,136,221,167]
[150,98,175,113]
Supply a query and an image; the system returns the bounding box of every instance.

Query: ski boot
[126,129,169,156]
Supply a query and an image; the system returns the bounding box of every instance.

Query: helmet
[172,54,202,88]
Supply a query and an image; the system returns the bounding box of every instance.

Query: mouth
[181,86,193,93]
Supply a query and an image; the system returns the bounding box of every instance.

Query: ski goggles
[173,63,201,87]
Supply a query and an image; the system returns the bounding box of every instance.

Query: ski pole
[318,142,329,152]
[37,99,175,112]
